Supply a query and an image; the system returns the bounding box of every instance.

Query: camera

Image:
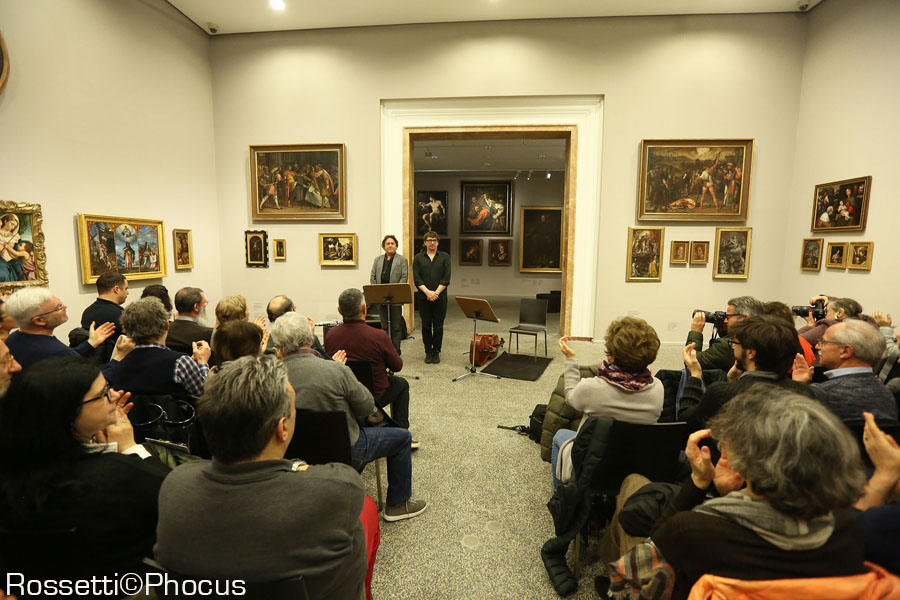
[797,1,810,11]
[791,299,826,321]
[207,22,219,34]
[693,309,727,328]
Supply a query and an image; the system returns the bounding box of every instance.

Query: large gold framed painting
[77,214,166,284]
[0,201,49,290]
[250,144,346,221]
[638,139,753,222]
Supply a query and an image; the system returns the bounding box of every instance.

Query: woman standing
[370,234,408,355]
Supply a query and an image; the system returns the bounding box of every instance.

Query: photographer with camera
[687,296,762,372]
[797,295,863,358]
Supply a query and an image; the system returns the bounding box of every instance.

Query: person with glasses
[0,356,169,580]
[686,296,762,372]
[798,295,864,361]
[4,286,120,371]
[412,230,451,364]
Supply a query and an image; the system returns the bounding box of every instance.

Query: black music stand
[363,283,419,380]
[452,296,501,382]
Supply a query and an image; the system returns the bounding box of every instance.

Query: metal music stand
[452,296,501,382]
[363,283,419,380]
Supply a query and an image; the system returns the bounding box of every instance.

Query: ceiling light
[484,162,492,166]
[270,0,286,9]
[514,170,520,180]
[484,145,492,150]
[527,170,533,181]
[538,154,546,159]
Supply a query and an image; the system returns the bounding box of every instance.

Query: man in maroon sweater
[325,288,411,430]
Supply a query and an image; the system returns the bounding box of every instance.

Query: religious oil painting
[520,206,562,273]
[274,239,286,261]
[0,201,49,290]
[250,144,346,221]
[670,241,689,265]
[626,227,664,282]
[488,239,512,267]
[811,176,870,233]
[825,242,847,268]
[245,230,268,268]
[319,233,358,267]
[459,239,483,266]
[847,241,873,271]
[414,237,450,256]
[800,238,823,271]
[690,241,709,265]
[638,139,753,222]
[172,229,193,270]
[415,191,448,236]
[460,181,512,235]
[78,213,165,285]
[713,227,752,280]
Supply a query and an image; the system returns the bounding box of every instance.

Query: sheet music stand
[452,296,501,382]
[363,283,419,380]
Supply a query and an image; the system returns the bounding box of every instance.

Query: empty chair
[510,298,549,357]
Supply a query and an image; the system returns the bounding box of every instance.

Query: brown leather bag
[469,334,505,366]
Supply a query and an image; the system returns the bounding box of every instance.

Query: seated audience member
[0,338,22,395]
[81,272,129,362]
[141,284,173,315]
[166,287,211,354]
[5,287,116,370]
[792,319,897,423]
[325,288,411,431]
[651,385,869,600]
[874,310,900,382]
[215,294,249,326]
[107,297,210,400]
[272,313,426,522]
[266,294,328,356]
[799,295,863,357]
[551,318,664,490]
[761,300,815,365]
[0,294,18,340]
[0,356,169,577]
[211,320,265,367]
[680,315,815,430]
[686,296,762,371]
[154,355,372,598]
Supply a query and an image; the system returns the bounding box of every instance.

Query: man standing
[166,287,212,354]
[412,231,451,364]
[686,296,762,372]
[81,272,128,362]
[370,235,409,355]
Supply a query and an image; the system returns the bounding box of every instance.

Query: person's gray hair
[174,287,204,314]
[708,383,865,520]
[831,319,886,366]
[270,312,314,354]
[5,287,53,325]
[338,288,365,320]
[831,297,863,319]
[120,297,170,343]
[727,296,763,317]
[197,355,292,464]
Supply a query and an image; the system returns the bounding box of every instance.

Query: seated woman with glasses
[0,356,169,580]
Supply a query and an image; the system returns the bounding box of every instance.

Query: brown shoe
[383,499,427,522]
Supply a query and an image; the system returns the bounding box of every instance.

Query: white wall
[414,171,563,298]
[0,0,221,334]
[780,0,900,313]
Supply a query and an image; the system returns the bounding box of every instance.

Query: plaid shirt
[135,343,210,398]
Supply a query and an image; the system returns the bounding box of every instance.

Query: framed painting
[172,229,193,270]
[670,240,689,264]
[0,30,9,95]
[0,201,49,290]
[689,241,709,265]
[713,227,752,280]
[638,139,753,222]
[245,230,268,268]
[520,206,562,273]
[319,233,357,266]
[460,239,483,266]
[78,213,165,284]
[811,175,870,232]
[825,242,848,268]
[250,143,345,221]
[800,238,823,271]
[273,239,287,261]
[414,237,450,255]
[626,227,664,282]
[460,181,512,235]
[415,191,448,236]
[847,241,873,271]
[488,239,512,266]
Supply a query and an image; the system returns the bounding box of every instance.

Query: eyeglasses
[818,339,844,347]
[32,303,65,319]
[82,383,112,405]
[727,339,742,348]
[0,352,16,367]
[724,313,739,320]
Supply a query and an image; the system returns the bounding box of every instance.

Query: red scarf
[596,361,654,391]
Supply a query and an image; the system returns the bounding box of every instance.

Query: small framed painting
[459,239,483,266]
[319,233,357,266]
[670,240,689,264]
[488,239,512,266]
[78,213,165,284]
[712,227,752,280]
[415,191,448,236]
[626,227,664,282]
[689,241,709,265]
[273,239,286,261]
[811,176,870,232]
[825,242,848,268]
[800,238,823,271]
[847,241,873,271]
[245,230,268,268]
[172,229,193,270]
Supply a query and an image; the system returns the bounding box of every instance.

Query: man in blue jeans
[271,312,427,522]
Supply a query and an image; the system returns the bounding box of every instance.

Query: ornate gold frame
[77,213,166,284]
[172,229,193,270]
[0,201,49,291]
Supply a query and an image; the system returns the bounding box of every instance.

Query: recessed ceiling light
[484,145,492,150]
[484,162,492,166]
[270,0,286,10]
[538,154,546,159]
[546,170,552,179]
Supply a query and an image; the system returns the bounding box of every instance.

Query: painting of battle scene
[638,139,753,222]
[250,144,345,220]
[811,176,870,232]
[78,214,165,284]
[0,201,49,289]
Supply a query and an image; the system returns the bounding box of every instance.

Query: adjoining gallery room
[0,0,899,598]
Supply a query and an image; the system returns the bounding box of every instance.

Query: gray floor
[363,296,686,599]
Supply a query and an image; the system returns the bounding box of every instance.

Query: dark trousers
[378,304,403,355]
[378,374,410,429]
[418,292,447,353]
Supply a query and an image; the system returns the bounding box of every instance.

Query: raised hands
[682,342,702,378]
[685,429,716,490]
[791,353,813,383]
[558,336,576,359]
[88,321,116,347]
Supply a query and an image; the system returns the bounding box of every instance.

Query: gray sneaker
[383,498,427,522]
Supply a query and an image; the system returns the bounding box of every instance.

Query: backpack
[529,404,548,443]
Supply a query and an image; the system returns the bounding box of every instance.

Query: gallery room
[0,0,898,598]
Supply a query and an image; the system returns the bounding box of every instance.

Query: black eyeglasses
[82,383,112,405]
[727,339,742,348]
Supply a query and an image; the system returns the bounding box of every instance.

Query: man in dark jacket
[81,272,129,362]
[166,287,212,354]
[686,296,762,372]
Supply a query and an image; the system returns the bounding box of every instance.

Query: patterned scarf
[596,360,654,391]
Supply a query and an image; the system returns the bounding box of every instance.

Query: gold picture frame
[77,213,166,285]
[811,176,871,232]
[319,233,357,267]
[0,201,49,291]
[690,241,709,265]
[825,242,848,268]
[172,229,193,270]
[847,241,873,271]
[245,230,268,268]
[626,227,664,282]
[800,238,823,271]
[670,240,689,264]
[273,239,287,261]
[712,227,752,280]
[0,30,9,95]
